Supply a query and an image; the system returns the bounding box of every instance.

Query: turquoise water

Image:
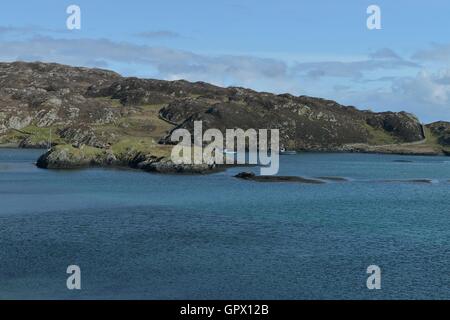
[1,148,450,299]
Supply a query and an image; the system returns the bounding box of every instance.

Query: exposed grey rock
[57,125,114,148]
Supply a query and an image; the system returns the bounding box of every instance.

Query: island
[1,61,449,173]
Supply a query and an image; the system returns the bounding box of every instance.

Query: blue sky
[1,0,450,122]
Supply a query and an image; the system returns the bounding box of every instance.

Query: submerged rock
[315,176,349,181]
[378,179,433,184]
[234,172,325,184]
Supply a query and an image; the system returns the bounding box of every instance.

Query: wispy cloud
[135,30,182,39]
[293,48,419,80]
[412,43,450,63]
[0,25,68,36]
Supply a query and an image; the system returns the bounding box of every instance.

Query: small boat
[280,147,297,155]
[223,148,237,155]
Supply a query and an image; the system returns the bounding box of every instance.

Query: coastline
[1,144,447,176]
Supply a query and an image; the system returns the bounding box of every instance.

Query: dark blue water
[1,148,450,299]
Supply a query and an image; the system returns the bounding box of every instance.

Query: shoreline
[2,143,447,157]
[1,145,448,176]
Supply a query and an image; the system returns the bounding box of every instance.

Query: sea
[1,148,450,299]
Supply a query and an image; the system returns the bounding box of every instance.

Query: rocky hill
[0,62,449,172]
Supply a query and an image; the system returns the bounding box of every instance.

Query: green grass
[363,123,397,145]
[54,144,104,157]
[422,126,450,153]
[112,137,154,154]
[111,137,170,158]
[423,126,440,146]
[94,97,122,107]
[139,103,167,110]
[105,103,174,139]
[2,125,64,145]
[21,126,59,142]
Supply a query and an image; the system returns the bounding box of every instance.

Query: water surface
[1,149,450,299]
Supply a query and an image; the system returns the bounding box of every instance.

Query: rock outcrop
[36,144,216,174]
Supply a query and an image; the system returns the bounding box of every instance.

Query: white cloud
[393,70,450,106]
[334,69,450,123]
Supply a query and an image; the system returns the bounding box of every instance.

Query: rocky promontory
[0,61,449,173]
[35,144,216,174]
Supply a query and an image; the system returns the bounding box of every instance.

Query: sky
[0,0,449,122]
